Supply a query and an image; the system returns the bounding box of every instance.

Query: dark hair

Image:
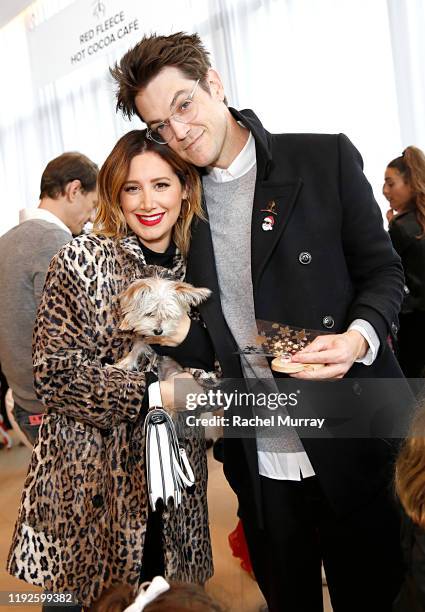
[39,152,98,199]
[91,581,225,612]
[388,145,425,238]
[94,129,203,258]
[110,32,212,121]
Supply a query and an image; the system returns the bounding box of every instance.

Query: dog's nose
[153,328,163,336]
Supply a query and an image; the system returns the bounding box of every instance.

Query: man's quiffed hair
[39,152,98,199]
[110,32,211,122]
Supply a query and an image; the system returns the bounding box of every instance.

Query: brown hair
[388,145,425,238]
[395,404,425,527]
[39,152,98,199]
[91,582,225,612]
[110,32,212,122]
[95,130,203,258]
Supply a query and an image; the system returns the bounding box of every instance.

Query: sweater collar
[118,232,185,279]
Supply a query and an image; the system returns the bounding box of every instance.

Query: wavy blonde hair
[95,130,203,258]
[395,404,425,527]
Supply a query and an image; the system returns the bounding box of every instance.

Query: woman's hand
[386,208,395,223]
[159,371,203,412]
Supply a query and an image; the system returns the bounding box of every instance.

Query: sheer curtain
[1,0,425,235]
[387,0,425,148]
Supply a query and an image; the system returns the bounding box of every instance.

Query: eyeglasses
[146,79,200,145]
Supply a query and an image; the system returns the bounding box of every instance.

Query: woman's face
[120,151,186,252]
[383,167,413,213]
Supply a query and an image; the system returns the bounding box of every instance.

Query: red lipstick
[135,213,165,227]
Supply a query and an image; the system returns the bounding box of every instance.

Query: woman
[7,130,214,609]
[383,146,425,380]
[394,406,425,612]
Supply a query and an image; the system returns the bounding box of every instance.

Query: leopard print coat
[7,233,213,607]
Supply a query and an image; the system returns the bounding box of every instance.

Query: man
[0,152,98,445]
[111,33,410,611]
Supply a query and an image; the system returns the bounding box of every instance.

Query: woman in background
[383,146,425,381]
[394,406,425,612]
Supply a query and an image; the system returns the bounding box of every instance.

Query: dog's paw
[188,368,220,389]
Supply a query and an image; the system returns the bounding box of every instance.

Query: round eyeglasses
[146,79,200,145]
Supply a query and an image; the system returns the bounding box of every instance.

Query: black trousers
[140,507,165,582]
[240,475,403,612]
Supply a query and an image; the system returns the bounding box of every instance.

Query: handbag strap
[145,382,195,511]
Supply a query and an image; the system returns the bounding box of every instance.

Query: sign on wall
[27,0,186,88]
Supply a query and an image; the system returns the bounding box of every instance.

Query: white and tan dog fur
[116,267,211,370]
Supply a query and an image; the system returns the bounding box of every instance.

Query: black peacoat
[186,108,413,523]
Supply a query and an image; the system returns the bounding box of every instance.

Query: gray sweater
[203,166,305,453]
[0,219,70,413]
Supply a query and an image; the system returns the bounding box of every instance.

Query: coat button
[391,322,398,334]
[322,315,334,329]
[298,251,312,265]
[92,494,104,508]
[352,382,362,396]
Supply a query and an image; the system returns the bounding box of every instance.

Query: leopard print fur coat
[7,233,213,607]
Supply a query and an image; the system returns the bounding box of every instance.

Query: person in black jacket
[111,33,413,612]
[384,146,425,382]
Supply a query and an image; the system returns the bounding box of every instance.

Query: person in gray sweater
[0,152,98,444]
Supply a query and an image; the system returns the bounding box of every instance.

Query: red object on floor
[228,519,255,578]
[0,414,12,448]
[28,413,43,426]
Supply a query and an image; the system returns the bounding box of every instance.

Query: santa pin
[261,200,277,231]
[262,215,275,231]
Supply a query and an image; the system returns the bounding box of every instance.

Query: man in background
[0,152,98,445]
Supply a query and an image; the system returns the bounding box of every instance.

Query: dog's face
[119,276,211,340]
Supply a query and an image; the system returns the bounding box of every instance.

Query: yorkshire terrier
[116,266,211,371]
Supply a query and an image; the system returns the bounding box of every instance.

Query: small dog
[116,266,211,370]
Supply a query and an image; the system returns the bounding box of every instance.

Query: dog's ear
[174,282,211,307]
[119,279,152,311]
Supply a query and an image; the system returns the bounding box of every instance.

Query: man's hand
[289,330,368,379]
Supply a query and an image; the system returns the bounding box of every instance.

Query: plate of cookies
[240,320,328,374]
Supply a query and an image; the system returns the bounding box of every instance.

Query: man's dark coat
[186,108,412,523]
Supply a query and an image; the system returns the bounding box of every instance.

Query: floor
[0,433,332,611]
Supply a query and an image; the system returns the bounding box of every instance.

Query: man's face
[70,188,98,235]
[135,67,229,168]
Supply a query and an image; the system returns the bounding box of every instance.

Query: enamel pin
[261,200,277,231]
[262,215,274,231]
